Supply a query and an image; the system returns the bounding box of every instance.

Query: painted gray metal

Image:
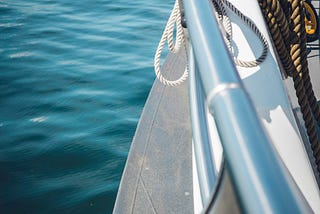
[183,0,312,213]
[204,167,241,214]
[113,50,193,213]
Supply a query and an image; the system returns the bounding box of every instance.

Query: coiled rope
[212,0,269,67]
[258,0,320,176]
[154,1,188,86]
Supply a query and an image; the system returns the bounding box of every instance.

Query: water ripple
[0,0,173,213]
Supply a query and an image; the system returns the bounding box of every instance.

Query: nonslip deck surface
[114,2,319,212]
[113,50,193,214]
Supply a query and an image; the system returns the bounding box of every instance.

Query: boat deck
[114,1,319,212]
[113,50,193,213]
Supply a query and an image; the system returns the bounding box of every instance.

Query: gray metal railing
[183,0,311,213]
[189,46,217,206]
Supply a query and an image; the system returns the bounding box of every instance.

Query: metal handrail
[189,46,217,206]
[183,0,311,213]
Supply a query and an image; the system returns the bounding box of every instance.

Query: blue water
[0,0,173,213]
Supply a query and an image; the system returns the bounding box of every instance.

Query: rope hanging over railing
[154,0,270,87]
[212,0,269,67]
[154,1,188,87]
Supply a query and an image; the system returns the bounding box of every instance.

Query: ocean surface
[0,0,173,213]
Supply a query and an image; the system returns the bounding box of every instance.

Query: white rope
[154,1,188,87]
[213,0,268,67]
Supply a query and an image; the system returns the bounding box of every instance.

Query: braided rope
[213,0,269,67]
[289,0,320,165]
[258,0,320,175]
[154,1,188,87]
[288,0,320,167]
[291,1,320,129]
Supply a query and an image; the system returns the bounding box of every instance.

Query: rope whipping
[212,0,269,67]
[154,0,188,87]
[258,0,320,175]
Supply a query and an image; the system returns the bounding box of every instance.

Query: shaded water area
[0,0,172,213]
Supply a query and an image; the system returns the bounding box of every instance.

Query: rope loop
[213,0,269,67]
[154,1,188,87]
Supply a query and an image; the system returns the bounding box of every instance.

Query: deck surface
[114,2,319,213]
[113,50,193,214]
